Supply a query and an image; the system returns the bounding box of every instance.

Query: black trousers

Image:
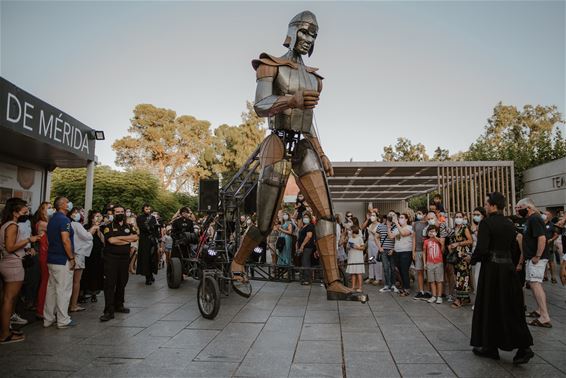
[103,253,130,314]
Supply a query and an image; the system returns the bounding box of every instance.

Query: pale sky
[2,0,565,167]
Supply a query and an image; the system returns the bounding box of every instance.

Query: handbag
[22,253,35,268]
[276,236,286,251]
[446,249,459,265]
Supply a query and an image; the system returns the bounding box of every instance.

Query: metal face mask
[283,10,318,56]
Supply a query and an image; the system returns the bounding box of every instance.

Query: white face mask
[67,201,73,211]
[416,214,423,220]
[246,220,252,225]
[108,215,114,222]
[370,216,377,222]
[541,214,547,221]
[455,218,464,225]
[126,211,131,217]
[427,219,436,226]
[72,214,81,222]
[47,208,55,217]
[399,218,407,225]
[473,215,482,223]
[429,232,437,238]
[303,218,310,225]
[283,215,289,221]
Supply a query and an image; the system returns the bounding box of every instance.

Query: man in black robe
[471,192,534,365]
[136,204,159,285]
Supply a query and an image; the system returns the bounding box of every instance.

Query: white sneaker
[10,313,28,325]
[436,297,443,304]
[379,286,391,293]
[392,286,400,293]
[427,296,437,304]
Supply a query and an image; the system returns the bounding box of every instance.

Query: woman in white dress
[346,225,365,292]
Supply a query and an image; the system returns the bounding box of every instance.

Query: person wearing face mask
[541,210,559,284]
[364,212,382,286]
[343,212,354,231]
[389,212,414,296]
[297,212,316,284]
[0,198,44,343]
[412,210,430,300]
[471,192,534,365]
[82,211,105,303]
[68,208,98,312]
[32,202,52,319]
[516,198,552,328]
[377,213,397,293]
[469,206,487,307]
[447,212,473,309]
[136,204,160,285]
[100,205,138,322]
[17,206,37,317]
[294,193,307,227]
[44,197,77,329]
[346,225,365,292]
[276,211,294,270]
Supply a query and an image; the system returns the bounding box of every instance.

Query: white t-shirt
[393,225,413,252]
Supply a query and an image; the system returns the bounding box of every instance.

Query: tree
[382,137,430,162]
[464,103,566,192]
[201,101,266,184]
[431,147,450,161]
[113,104,213,193]
[51,166,197,220]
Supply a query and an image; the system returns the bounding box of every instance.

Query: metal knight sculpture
[231,11,368,303]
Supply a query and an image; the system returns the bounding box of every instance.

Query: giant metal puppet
[231,11,368,303]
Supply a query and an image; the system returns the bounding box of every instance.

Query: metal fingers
[293,139,333,220]
[256,135,290,235]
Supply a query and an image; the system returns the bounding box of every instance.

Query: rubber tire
[167,257,182,289]
[198,275,221,319]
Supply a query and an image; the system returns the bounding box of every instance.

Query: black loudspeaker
[199,179,219,212]
[244,185,257,214]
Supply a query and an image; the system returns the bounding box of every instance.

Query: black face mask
[17,215,29,223]
[115,214,126,223]
[517,208,529,218]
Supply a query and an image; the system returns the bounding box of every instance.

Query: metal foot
[327,291,369,303]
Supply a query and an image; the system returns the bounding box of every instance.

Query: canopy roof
[328,161,514,203]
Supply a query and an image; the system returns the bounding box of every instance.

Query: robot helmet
[283,10,318,57]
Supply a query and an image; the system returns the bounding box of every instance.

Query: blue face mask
[67,202,74,211]
[47,208,55,217]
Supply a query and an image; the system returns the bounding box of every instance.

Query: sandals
[529,319,552,328]
[0,332,25,345]
[451,300,463,309]
[69,306,86,313]
[526,311,540,318]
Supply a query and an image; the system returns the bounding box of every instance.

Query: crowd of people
[0,196,203,344]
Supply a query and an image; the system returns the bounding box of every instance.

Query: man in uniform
[137,204,160,285]
[171,207,195,259]
[100,205,138,322]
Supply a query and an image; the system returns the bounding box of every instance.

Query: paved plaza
[2,273,566,378]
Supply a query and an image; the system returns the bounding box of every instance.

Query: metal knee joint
[292,139,322,177]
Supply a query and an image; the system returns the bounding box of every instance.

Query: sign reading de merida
[0,77,95,161]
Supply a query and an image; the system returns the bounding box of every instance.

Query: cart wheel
[167,257,182,289]
[198,275,220,319]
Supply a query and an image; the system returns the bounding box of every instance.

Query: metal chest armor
[270,63,318,133]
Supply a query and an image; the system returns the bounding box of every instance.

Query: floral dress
[453,225,472,300]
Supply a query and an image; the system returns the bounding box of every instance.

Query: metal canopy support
[84,160,95,214]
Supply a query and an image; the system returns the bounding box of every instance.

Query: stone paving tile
[342,331,389,352]
[288,363,343,378]
[300,323,341,341]
[294,341,342,364]
[304,310,339,324]
[397,363,457,377]
[440,350,513,377]
[344,351,400,378]
[162,328,219,349]
[194,322,264,362]
[272,304,307,317]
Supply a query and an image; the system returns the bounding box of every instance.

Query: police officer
[100,205,138,322]
[136,204,160,285]
[171,207,195,258]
